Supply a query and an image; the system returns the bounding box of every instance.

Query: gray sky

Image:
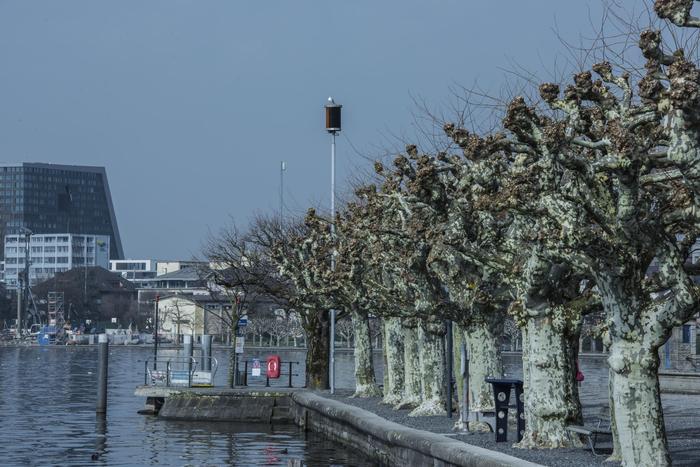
[0,0,639,259]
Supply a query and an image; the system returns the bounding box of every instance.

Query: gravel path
[321,390,700,467]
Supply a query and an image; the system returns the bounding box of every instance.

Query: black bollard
[96,334,109,414]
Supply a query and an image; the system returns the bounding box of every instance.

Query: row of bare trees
[202,2,700,464]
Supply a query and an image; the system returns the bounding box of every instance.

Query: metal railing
[144,356,219,387]
[238,359,301,388]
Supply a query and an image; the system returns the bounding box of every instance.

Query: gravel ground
[321,390,700,467]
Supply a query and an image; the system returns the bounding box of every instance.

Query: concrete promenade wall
[659,371,700,394]
[291,392,542,467]
[154,388,294,423]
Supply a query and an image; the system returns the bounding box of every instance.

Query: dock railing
[144,356,218,388]
[238,359,301,388]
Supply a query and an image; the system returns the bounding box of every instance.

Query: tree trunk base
[381,394,403,406]
[394,397,420,411]
[351,383,383,398]
[409,398,446,417]
[514,430,583,450]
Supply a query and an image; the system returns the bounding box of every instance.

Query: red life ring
[267,355,281,379]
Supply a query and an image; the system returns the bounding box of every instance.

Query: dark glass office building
[0,163,124,259]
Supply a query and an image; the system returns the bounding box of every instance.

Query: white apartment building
[109,259,158,283]
[109,259,157,287]
[4,233,110,287]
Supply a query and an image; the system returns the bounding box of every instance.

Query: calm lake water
[0,345,375,466]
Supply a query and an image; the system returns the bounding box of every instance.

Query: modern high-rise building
[0,163,123,259]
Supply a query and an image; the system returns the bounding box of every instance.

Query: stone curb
[292,392,543,467]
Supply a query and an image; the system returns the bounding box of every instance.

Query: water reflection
[0,346,373,466]
[94,415,107,462]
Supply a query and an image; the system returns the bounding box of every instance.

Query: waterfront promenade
[133,350,700,466]
[323,389,700,467]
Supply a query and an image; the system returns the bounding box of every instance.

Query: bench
[566,406,612,456]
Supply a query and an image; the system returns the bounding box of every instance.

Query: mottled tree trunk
[596,273,675,467]
[464,319,504,412]
[382,317,405,405]
[396,324,422,410]
[305,310,330,390]
[452,324,467,430]
[606,367,622,463]
[516,308,583,449]
[409,320,447,417]
[608,340,670,466]
[350,307,382,397]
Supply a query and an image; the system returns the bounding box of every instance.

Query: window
[56,257,69,264]
[683,325,692,344]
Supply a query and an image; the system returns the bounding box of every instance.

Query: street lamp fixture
[324,97,342,394]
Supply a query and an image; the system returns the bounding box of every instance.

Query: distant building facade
[109,259,157,287]
[4,233,110,287]
[156,260,205,276]
[0,163,123,259]
[157,293,233,343]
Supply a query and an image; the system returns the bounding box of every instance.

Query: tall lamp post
[325,97,341,393]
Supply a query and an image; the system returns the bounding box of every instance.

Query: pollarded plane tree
[353,181,450,416]
[372,147,508,424]
[367,123,595,445]
[304,207,383,398]
[372,138,594,445]
[267,210,340,390]
[487,1,700,462]
[339,190,408,407]
[436,118,606,448]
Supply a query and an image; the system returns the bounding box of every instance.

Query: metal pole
[96,333,109,414]
[23,231,30,334]
[280,161,286,220]
[330,132,336,394]
[16,287,22,339]
[461,343,471,431]
[183,334,193,380]
[84,236,88,313]
[446,320,453,418]
[153,296,159,370]
[201,334,212,371]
